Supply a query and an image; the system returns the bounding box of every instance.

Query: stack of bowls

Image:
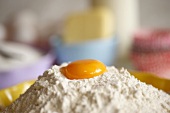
[131,29,170,79]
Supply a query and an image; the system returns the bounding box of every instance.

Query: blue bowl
[51,36,118,66]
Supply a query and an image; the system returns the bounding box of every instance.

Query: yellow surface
[63,7,115,44]
[130,71,170,93]
[0,81,34,107]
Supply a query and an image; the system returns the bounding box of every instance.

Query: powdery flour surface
[2,64,170,113]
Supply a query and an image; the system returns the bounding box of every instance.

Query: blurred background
[0,0,170,99]
[0,0,170,109]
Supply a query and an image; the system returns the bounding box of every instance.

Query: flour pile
[2,64,170,113]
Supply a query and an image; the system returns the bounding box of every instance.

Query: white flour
[2,64,170,113]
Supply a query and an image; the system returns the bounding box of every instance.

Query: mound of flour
[2,64,170,113]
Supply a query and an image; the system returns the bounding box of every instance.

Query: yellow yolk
[60,59,107,79]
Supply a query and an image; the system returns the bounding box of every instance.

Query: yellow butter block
[63,8,115,44]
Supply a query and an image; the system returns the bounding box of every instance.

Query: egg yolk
[60,59,107,79]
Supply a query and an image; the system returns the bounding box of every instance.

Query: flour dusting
[2,64,170,113]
